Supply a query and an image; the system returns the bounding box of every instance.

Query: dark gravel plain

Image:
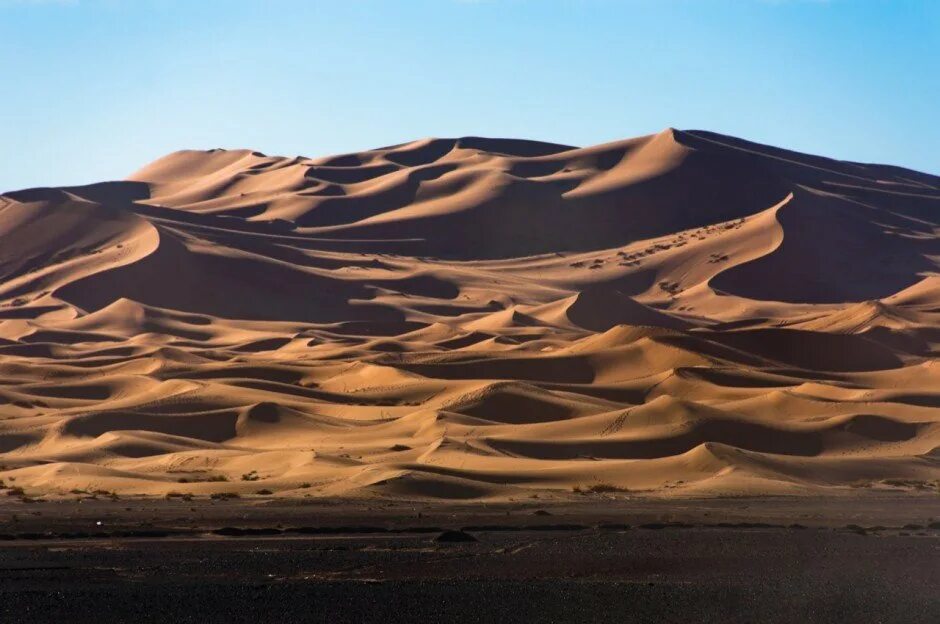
[1,494,938,623]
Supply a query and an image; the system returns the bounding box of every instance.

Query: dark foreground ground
[1,494,938,623]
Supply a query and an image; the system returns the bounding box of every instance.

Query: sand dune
[0,128,938,500]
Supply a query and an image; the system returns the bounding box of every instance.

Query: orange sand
[0,129,937,500]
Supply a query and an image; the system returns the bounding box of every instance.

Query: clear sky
[1,0,938,192]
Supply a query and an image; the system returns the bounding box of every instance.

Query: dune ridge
[0,128,938,500]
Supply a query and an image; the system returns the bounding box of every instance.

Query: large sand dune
[1,128,938,500]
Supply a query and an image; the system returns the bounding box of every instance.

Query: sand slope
[0,128,938,500]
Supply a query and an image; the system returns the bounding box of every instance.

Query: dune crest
[1,129,938,500]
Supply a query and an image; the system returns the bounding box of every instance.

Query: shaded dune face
[0,128,938,499]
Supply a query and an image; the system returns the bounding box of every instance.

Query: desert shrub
[573,483,626,494]
[210,492,239,500]
[587,483,626,493]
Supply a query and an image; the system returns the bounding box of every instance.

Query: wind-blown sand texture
[0,129,938,500]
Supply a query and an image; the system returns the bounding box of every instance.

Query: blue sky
[1,0,937,191]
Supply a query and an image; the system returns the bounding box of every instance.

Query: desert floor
[1,494,939,623]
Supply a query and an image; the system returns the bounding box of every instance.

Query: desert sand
[0,128,938,501]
